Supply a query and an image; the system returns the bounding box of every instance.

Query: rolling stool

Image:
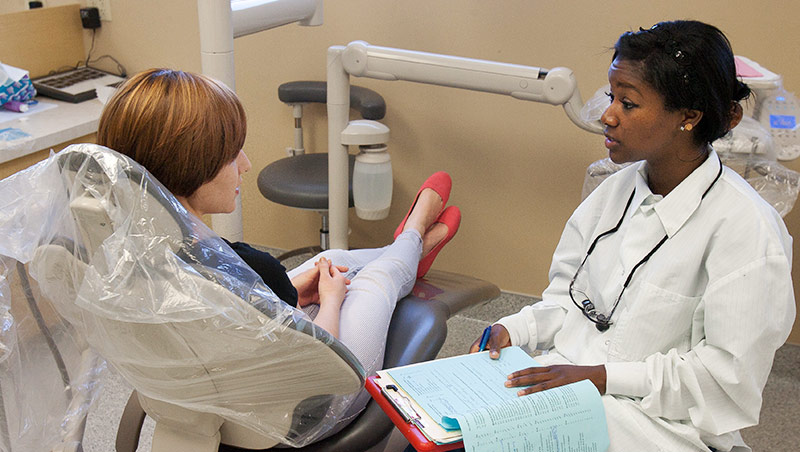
[257,81,386,260]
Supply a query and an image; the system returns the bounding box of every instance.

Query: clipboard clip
[381,384,425,428]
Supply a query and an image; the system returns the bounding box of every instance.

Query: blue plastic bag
[0,63,36,107]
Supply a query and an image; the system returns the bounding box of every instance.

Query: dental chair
[7,144,498,451]
[116,270,497,452]
[257,81,386,258]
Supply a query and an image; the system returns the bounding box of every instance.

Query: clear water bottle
[353,144,392,220]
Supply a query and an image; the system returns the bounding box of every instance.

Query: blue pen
[478,325,492,351]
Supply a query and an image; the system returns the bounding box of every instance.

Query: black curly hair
[612,20,750,145]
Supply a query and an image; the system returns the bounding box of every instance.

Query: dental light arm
[327,41,602,249]
[231,0,322,38]
[340,41,602,134]
[197,0,323,241]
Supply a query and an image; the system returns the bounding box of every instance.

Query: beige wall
[10,1,800,342]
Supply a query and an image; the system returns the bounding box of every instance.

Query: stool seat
[257,153,356,210]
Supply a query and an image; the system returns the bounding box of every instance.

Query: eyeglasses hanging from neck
[569,156,723,332]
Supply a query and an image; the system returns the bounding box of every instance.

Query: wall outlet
[86,0,111,21]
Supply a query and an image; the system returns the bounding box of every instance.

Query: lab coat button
[604,340,610,346]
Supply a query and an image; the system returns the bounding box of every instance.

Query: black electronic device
[80,7,101,29]
[32,67,125,103]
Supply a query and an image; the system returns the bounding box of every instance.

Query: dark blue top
[223,239,299,307]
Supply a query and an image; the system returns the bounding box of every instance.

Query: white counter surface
[0,98,103,164]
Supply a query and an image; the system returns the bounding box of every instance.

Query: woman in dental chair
[466,20,794,452]
[96,68,461,442]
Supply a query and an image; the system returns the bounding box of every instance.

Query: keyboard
[32,67,126,103]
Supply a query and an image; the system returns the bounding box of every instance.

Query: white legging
[286,229,422,434]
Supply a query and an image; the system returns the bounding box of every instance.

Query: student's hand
[292,260,349,307]
[468,324,511,359]
[317,258,350,308]
[505,364,607,396]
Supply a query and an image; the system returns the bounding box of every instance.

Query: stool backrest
[278,81,386,119]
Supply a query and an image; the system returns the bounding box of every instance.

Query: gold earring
[681,123,693,132]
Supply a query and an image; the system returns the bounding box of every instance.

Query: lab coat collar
[634,149,722,237]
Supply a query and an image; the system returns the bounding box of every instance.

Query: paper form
[455,379,609,452]
[386,347,539,430]
[384,347,609,451]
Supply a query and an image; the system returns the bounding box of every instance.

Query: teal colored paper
[386,346,539,430]
[386,347,609,451]
[455,379,609,452]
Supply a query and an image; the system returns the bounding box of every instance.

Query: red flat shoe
[394,171,452,239]
[417,205,461,279]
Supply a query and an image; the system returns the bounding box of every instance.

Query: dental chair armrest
[412,269,501,318]
[278,81,386,120]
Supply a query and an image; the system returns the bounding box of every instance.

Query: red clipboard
[366,375,464,452]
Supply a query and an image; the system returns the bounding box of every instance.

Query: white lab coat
[498,150,795,452]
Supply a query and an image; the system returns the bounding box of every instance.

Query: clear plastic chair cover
[0,144,364,451]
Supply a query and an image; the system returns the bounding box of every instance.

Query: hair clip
[665,40,690,65]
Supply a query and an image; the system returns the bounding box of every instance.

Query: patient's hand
[291,260,349,307]
[317,258,350,308]
[310,258,351,338]
[291,266,321,307]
